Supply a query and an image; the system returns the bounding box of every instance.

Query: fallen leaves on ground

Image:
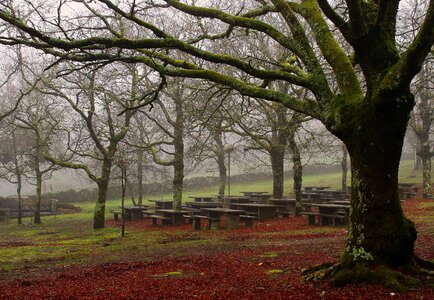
[0,199,433,299]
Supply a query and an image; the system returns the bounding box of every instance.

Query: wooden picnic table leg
[193,218,201,230]
[225,214,239,229]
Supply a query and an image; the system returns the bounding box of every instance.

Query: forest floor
[0,199,433,299]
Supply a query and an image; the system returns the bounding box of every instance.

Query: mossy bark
[421,153,432,198]
[93,157,112,229]
[137,150,144,205]
[33,159,42,225]
[270,145,285,198]
[15,161,22,225]
[172,96,185,211]
[329,89,417,277]
[213,130,226,197]
[341,144,348,193]
[288,131,303,216]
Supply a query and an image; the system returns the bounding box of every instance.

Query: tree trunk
[16,172,22,225]
[137,150,144,205]
[12,133,22,224]
[93,157,112,229]
[422,155,432,198]
[125,175,136,206]
[213,130,226,197]
[217,152,226,197]
[332,94,417,281]
[341,144,348,192]
[269,145,285,198]
[414,148,421,170]
[172,97,184,211]
[34,168,42,224]
[419,145,432,198]
[173,152,184,211]
[288,132,302,216]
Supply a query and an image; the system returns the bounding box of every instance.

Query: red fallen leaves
[2,245,433,299]
[1,200,433,299]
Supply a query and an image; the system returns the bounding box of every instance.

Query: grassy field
[0,160,426,275]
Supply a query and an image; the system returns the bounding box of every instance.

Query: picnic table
[241,191,268,196]
[184,202,222,209]
[150,209,189,226]
[302,203,349,226]
[246,193,273,203]
[116,206,148,220]
[330,200,351,205]
[148,200,173,210]
[398,183,418,200]
[229,203,277,220]
[222,196,251,205]
[301,192,323,202]
[304,186,331,191]
[268,198,296,217]
[0,208,9,221]
[200,207,246,229]
[189,196,215,202]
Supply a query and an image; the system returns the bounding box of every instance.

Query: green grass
[0,159,426,274]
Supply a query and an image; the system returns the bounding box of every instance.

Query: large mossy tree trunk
[269,145,285,198]
[329,90,419,288]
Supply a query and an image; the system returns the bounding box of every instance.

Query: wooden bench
[111,210,122,221]
[149,214,171,226]
[275,205,291,218]
[239,215,256,228]
[183,214,219,230]
[302,212,346,226]
[243,211,259,217]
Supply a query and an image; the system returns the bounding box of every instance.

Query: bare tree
[39,64,143,229]
[15,93,63,224]
[409,62,433,198]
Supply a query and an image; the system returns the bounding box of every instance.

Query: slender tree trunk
[213,130,226,197]
[93,157,112,229]
[419,145,432,198]
[217,152,226,197]
[172,98,184,211]
[422,156,432,198]
[12,133,23,224]
[173,158,184,211]
[125,175,136,206]
[34,168,42,224]
[414,147,421,170]
[269,146,285,198]
[288,132,302,216]
[341,144,348,193]
[137,150,144,205]
[16,172,22,225]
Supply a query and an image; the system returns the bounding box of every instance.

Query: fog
[0,170,94,197]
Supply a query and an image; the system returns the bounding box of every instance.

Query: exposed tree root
[302,256,434,293]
